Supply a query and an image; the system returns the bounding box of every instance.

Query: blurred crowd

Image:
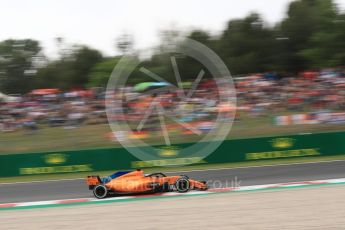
[107,79,234,136]
[1,68,345,133]
[236,68,345,116]
[0,89,107,132]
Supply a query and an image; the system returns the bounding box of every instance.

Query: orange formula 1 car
[86,169,207,199]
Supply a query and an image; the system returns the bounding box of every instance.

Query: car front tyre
[175,178,190,193]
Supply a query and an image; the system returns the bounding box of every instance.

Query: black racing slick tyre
[93,184,108,199]
[175,177,190,193]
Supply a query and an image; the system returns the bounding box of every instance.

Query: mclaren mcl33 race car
[86,169,208,199]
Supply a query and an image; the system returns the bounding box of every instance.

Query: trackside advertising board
[1,131,345,177]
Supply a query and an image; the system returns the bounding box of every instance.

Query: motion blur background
[1,0,345,154]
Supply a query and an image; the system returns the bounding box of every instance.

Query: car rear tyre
[93,185,108,199]
[175,178,190,193]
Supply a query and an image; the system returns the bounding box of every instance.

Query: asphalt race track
[1,160,345,204]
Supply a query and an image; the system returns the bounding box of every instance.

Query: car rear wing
[86,175,102,190]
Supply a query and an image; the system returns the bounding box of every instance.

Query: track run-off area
[1,181,345,229]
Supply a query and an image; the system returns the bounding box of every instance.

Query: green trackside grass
[1,155,345,183]
[1,114,345,154]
